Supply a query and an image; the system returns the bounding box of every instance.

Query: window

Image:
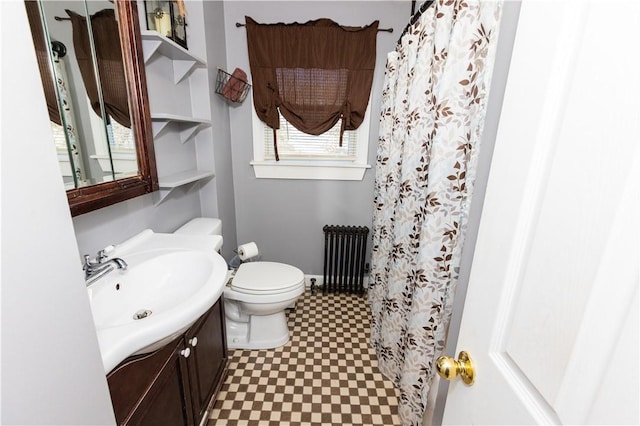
[51,123,68,152]
[109,117,135,153]
[264,116,357,161]
[244,17,378,180]
[250,104,371,180]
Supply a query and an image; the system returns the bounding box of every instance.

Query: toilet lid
[231,262,304,294]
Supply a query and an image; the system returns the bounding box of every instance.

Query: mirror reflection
[26,0,138,190]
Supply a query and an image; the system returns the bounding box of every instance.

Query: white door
[442,1,639,424]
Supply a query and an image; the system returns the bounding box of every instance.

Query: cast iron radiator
[322,225,369,295]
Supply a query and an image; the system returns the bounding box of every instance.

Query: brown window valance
[245,16,378,157]
[67,8,131,128]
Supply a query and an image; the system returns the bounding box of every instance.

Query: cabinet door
[108,338,194,426]
[129,340,194,426]
[186,297,228,422]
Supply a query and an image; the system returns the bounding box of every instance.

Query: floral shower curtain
[368,1,503,424]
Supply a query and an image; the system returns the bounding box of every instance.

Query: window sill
[250,160,371,180]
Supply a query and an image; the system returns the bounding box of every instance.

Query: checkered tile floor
[208,288,400,425]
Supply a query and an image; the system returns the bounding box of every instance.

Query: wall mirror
[25,0,158,216]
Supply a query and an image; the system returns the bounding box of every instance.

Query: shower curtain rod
[396,0,434,44]
[54,15,394,32]
[397,0,434,43]
[51,40,67,58]
[235,22,393,33]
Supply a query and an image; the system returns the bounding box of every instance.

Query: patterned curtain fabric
[368,1,503,424]
[245,16,378,156]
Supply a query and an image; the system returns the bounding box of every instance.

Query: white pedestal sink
[86,230,227,373]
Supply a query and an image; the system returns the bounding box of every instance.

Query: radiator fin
[322,225,369,295]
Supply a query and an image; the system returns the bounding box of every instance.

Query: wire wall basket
[215,68,251,104]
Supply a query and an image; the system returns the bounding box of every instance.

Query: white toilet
[174,218,305,350]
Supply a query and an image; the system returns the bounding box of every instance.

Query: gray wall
[73,191,202,257]
[1,3,115,423]
[223,1,411,274]
[204,0,238,261]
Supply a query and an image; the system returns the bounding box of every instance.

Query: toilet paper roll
[237,242,259,261]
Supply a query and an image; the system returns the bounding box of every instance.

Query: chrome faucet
[83,249,128,286]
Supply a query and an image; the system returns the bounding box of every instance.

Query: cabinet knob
[181,348,191,358]
[189,337,198,347]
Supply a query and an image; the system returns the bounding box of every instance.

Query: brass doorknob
[436,351,475,385]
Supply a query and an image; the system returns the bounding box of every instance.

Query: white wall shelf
[151,113,211,143]
[142,3,217,210]
[141,31,206,84]
[155,170,215,205]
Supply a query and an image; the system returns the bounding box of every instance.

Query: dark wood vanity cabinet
[185,297,227,422]
[119,339,193,426]
[107,297,228,426]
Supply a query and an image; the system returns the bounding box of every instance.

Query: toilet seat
[231,262,304,295]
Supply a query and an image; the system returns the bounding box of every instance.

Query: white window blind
[263,115,358,161]
[51,123,68,152]
[109,118,135,153]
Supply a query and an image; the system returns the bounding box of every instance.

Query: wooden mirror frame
[66,0,158,216]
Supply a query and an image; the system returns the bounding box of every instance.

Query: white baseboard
[303,274,370,290]
[304,274,323,287]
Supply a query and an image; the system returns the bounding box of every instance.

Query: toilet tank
[175,218,222,236]
[174,218,223,251]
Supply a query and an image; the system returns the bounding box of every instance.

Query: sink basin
[87,230,227,373]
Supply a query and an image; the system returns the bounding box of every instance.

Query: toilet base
[226,311,290,350]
